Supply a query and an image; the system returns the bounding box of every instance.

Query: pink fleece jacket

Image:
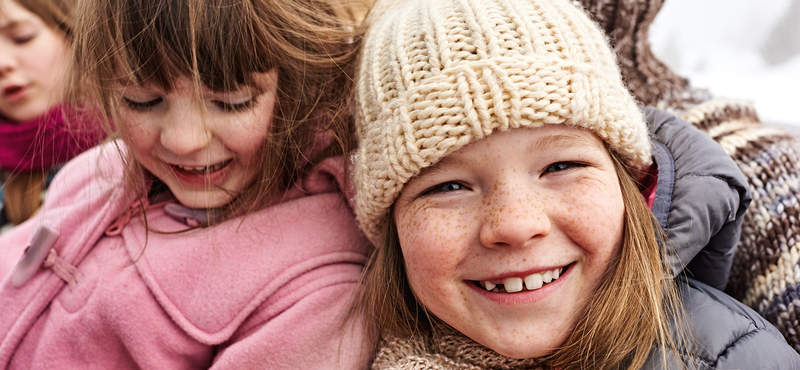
[0,142,372,369]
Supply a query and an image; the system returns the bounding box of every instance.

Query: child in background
[0,0,103,232]
[0,0,371,368]
[350,0,800,368]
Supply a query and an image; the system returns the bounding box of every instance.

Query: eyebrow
[529,131,601,153]
[413,149,477,180]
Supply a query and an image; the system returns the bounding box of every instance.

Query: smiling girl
[350,0,800,368]
[0,0,372,368]
[0,0,103,230]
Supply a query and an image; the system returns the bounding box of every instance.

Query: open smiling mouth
[472,264,571,293]
[173,159,233,175]
[4,86,23,95]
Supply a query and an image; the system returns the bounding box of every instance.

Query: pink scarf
[0,106,105,173]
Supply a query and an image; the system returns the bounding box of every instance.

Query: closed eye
[122,96,163,111]
[214,97,257,112]
[12,33,36,44]
[421,181,469,196]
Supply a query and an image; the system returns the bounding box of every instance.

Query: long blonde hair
[69,0,369,219]
[352,149,684,370]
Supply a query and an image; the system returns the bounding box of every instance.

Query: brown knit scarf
[372,325,544,370]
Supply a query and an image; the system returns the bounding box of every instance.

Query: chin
[174,191,233,210]
[478,336,561,360]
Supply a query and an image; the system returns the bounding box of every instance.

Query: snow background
[649,0,800,129]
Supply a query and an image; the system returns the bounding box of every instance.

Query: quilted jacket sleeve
[645,107,751,290]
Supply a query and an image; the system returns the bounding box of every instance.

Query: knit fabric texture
[372,325,544,370]
[353,0,651,243]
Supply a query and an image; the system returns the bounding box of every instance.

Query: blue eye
[546,162,571,172]
[122,97,162,111]
[545,161,585,173]
[423,182,467,195]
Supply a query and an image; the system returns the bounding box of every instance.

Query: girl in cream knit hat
[350,0,800,368]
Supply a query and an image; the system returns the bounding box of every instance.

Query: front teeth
[481,267,563,293]
[504,277,523,293]
[176,160,230,174]
[524,274,543,290]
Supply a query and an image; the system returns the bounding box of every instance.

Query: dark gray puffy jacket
[643,107,800,369]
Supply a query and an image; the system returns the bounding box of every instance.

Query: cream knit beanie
[353,0,651,243]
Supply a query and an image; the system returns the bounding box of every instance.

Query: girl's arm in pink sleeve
[210,262,369,370]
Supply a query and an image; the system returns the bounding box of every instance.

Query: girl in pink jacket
[0,0,371,368]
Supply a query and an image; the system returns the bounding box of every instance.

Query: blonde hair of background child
[69,0,370,221]
[0,0,75,225]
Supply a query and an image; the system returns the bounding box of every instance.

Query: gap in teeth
[480,266,565,293]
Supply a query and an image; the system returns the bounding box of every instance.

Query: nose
[0,53,16,76]
[479,182,551,249]
[159,109,213,156]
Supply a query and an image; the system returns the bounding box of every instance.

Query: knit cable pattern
[353,0,651,243]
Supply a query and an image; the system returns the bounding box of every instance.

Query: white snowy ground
[649,0,800,129]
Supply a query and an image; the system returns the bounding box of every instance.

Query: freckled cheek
[395,206,472,297]
[559,184,625,256]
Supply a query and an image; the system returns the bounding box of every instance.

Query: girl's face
[0,0,69,122]
[394,125,625,359]
[117,71,278,209]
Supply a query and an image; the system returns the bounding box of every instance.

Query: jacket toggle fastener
[12,223,81,288]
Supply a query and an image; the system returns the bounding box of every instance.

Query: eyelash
[122,97,163,112]
[545,161,585,173]
[121,96,258,112]
[421,181,468,196]
[419,161,586,196]
[215,97,257,112]
[13,33,36,44]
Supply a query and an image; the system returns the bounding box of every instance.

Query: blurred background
[649,0,800,129]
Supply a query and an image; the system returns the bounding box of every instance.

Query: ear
[635,163,658,209]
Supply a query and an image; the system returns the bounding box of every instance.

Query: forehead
[0,0,34,25]
[429,125,604,168]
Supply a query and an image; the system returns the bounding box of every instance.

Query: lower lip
[171,161,232,186]
[467,264,572,305]
[3,87,27,103]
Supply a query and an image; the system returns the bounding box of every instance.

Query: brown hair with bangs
[69,0,369,219]
[351,148,685,370]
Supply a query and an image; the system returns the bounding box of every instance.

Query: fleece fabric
[0,141,372,369]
